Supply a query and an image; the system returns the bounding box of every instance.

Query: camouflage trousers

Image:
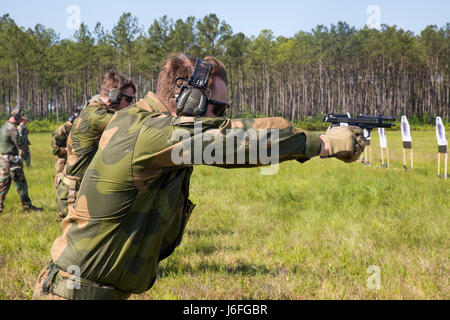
[0,155,32,208]
[55,174,80,219]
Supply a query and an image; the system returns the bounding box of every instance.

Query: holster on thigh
[63,175,81,205]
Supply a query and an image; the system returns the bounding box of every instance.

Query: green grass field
[0,129,448,300]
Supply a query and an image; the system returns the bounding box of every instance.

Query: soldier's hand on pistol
[319,126,367,163]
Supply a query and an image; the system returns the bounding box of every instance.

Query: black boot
[23,204,43,212]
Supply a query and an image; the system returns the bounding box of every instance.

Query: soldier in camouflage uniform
[18,117,31,167]
[54,71,136,220]
[0,109,42,213]
[51,110,81,187]
[33,54,365,299]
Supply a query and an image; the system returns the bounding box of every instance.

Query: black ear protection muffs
[108,88,123,107]
[175,58,212,117]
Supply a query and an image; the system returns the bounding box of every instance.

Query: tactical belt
[42,262,131,300]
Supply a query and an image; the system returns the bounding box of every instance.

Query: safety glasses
[122,94,135,104]
[208,99,231,117]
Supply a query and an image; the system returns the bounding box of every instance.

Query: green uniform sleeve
[223,117,322,164]
[140,116,322,169]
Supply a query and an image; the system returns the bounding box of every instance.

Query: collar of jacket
[136,91,169,113]
[88,97,109,110]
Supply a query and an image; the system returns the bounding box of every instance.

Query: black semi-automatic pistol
[323,113,396,137]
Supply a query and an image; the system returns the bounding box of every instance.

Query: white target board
[436,117,447,147]
[401,116,412,149]
[378,128,387,149]
[401,116,412,142]
[436,116,448,179]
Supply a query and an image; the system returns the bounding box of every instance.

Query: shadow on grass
[181,241,242,256]
[186,228,235,238]
[159,259,274,278]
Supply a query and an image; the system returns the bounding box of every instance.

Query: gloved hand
[321,126,366,163]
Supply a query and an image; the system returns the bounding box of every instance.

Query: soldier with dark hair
[54,70,136,220]
[0,109,42,213]
[34,54,365,299]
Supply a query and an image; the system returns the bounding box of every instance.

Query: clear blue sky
[1,0,449,39]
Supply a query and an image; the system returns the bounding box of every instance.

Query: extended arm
[153,117,322,168]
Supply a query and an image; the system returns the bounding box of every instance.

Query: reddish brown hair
[156,53,228,112]
[100,70,136,98]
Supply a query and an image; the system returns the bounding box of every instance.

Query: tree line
[0,13,448,123]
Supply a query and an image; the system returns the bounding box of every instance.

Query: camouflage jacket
[0,121,24,155]
[65,96,115,178]
[50,91,322,294]
[18,124,31,147]
[51,123,72,158]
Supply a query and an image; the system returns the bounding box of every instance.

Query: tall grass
[0,130,448,300]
